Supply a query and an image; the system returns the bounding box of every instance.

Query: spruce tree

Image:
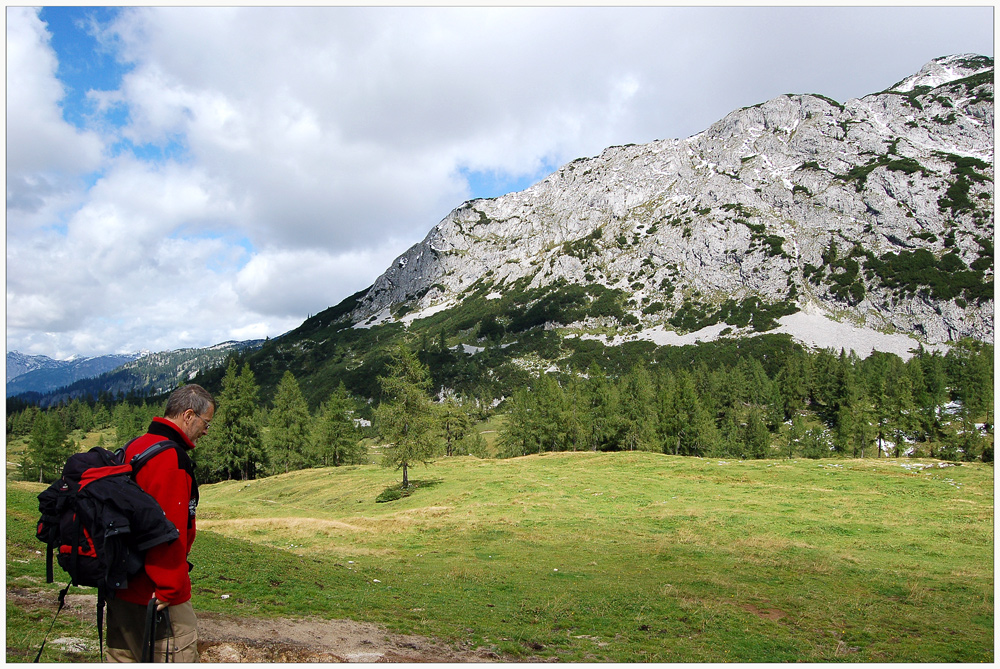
[775,351,812,420]
[93,403,111,430]
[801,426,829,459]
[436,394,474,457]
[198,361,266,482]
[562,375,587,452]
[534,374,569,453]
[741,407,771,458]
[787,414,806,458]
[662,370,718,456]
[498,387,537,457]
[586,364,623,452]
[619,365,656,452]
[946,339,994,460]
[314,383,365,466]
[113,402,145,448]
[883,357,916,457]
[267,371,313,474]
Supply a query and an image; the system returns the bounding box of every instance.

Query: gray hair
[164,384,216,419]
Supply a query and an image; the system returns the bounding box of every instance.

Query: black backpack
[34,441,183,661]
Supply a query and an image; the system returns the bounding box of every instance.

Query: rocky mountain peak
[888,54,994,94]
[348,56,993,354]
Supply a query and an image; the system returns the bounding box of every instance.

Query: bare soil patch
[9,588,505,662]
[740,603,787,622]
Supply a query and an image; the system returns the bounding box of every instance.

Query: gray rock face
[354,55,994,345]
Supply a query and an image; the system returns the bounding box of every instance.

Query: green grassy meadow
[7,451,993,662]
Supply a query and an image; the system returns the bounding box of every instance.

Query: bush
[864,248,990,304]
[376,488,403,503]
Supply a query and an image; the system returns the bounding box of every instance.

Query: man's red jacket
[119,417,199,606]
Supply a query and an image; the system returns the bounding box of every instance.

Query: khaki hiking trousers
[105,598,199,663]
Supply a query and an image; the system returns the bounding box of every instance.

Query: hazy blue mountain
[7,340,264,404]
[6,352,140,397]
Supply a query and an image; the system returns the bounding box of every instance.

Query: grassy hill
[8,451,993,662]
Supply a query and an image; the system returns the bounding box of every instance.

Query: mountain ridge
[6,352,141,396]
[345,54,993,351]
[6,340,264,403]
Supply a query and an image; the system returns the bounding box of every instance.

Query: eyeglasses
[191,412,212,431]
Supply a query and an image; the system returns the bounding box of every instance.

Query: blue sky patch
[461,162,559,201]
[39,6,129,129]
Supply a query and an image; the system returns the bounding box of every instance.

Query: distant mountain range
[6,352,141,397]
[6,340,264,404]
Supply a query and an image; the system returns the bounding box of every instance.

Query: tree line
[9,338,993,486]
[191,350,488,485]
[499,339,993,462]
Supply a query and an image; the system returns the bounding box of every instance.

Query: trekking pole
[140,598,170,662]
[33,583,71,662]
[141,599,158,662]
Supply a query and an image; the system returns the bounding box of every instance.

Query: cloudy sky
[6,5,994,360]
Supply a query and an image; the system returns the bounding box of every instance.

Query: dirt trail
[9,588,506,662]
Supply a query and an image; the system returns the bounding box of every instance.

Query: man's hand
[155,598,170,611]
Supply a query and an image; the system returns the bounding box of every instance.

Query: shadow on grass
[375,478,443,503]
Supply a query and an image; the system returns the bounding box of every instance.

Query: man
[105,384,215,663]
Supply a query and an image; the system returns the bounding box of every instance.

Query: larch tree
[22,412,76,483]
[374,345,438,488]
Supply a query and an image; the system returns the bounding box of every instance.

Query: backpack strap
[32,583,71,663]
[96,591,106,662]
[129,440,179,477]
[128,439,200,530]
[140,598,164,663]
[45,543,54,584]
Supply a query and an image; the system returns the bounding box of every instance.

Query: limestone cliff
[352,55,994,347]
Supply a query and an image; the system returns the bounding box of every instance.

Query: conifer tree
[914,351,949,454]
[22,412,76,483]
[619,365,656,451]
[436,394,474,457]
[561,375,587,452]
[498,387,537,457]
[586,364,623,451]
[93,403,111,430]
[775,351,812,419]
[8,406,39,438]
[198,361,266,482]
[904,355,936,446]
[661,370,718,456]
[314,383,365,466]
[716,409,742,458]
[529,373,568,453]
[800,426,830,459]
[267,371,313,474]
[831,359,865,456]
[787,414,806,458]
[375,345,437,487]
[946,339,994,460]
[113,402,145,448]
[884,358,916,457]
[741,407,771,458]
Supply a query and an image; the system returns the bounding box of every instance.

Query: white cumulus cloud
[5,5,993,358]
